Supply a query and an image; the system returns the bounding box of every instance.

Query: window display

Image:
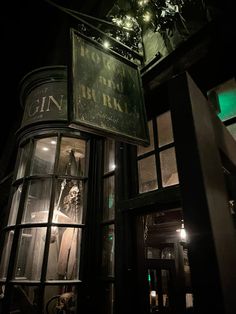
[0,132,88,313]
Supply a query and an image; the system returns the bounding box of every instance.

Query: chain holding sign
[69,29,150,146]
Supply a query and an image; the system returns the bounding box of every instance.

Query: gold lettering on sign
[78,42,127,78]
[79,84,97,102]
[27,95,64,118]
[102,94,123,112]
[28,99,40,117]
[46,95,64,112]
[98,76,124,93]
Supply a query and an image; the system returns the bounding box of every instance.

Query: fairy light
[103,40,110,49]
[143,12,151,22]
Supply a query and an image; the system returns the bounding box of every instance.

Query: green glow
[218,90,236,121]
[148,274,151,282]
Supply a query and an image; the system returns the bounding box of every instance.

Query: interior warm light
[176,220,187,242]
[50,140,57,145]
[110,163,116,170]
[42,147,49,151]
[150,290,157,306]
[180,227,187,241]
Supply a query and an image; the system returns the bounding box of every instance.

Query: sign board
[69,29,149,146]
[20,66,68,129]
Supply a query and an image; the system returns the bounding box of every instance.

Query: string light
[46,0,192,62]
[103,40,110,49]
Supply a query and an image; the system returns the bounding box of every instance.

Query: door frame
[169,72,236,314]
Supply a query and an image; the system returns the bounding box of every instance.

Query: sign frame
[68,28,150,146]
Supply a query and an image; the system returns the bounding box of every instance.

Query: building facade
[0,1,236,313]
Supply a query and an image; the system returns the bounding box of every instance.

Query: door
[137,207,192,314]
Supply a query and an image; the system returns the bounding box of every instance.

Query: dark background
[0,0,235,169]
[0,0,115,150]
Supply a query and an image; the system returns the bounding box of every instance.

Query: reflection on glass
[16,142,30,180]
[44,285,77,313]
[102,283,114,314]
[186,293,193,309]
[148,266,172,310]
[53,179,83,224]
[14,228,46,280]
[103,176,115,221]
[157,111,174,147]
[138,155,158,193]
[227,123,236,140]
[143,209,193,312]
[102,225,115,277]
[160,147,179,187]
[47,227,81,280]
[8,185,22,226]
[104,139,115,173]
[21,179,52,223]
[31,137,57,175]
[10,286,40,313]
[161,247,175,259]
[58,137,86,176]
[0,231,14,279]
[138,120,154,156]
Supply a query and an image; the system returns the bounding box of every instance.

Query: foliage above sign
[69,29,149,146]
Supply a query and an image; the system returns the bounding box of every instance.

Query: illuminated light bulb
[103,40,110,49]
[180,224,187,241]
[42,147,49,151]
[150,290,157,306]
[125,21,132,28]
[110,163,116,170]
[176,220,187,242]
[143,12,151,22]
[50,140,57,145]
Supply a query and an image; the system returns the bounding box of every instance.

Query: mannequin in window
[57,184,81,280]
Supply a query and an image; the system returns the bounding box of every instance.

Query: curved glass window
[0,131,89,314]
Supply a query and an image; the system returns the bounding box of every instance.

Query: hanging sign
[69,28,149,146]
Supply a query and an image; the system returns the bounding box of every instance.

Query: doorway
[137,207,193,314]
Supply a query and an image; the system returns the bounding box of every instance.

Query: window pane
[104,139,115,173]
[138,155,158,193]
[8,185,22,226]
[227,123,236,140]
[103,176,115,221]
[160,147,179,187]
[58,137,86,176]
[10,286,40,313]
[53,179,83,224]
[47,227,81,280]
[138,120,154,156]
[16,142,30,179]
[157,111,174,147]
[102,225,115,277]
[142,209,192,312]
[31,137,57,175]
[14,228,46,280]
[21,179,52,223]
[44,285,78,313]
[0,231,14,279]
